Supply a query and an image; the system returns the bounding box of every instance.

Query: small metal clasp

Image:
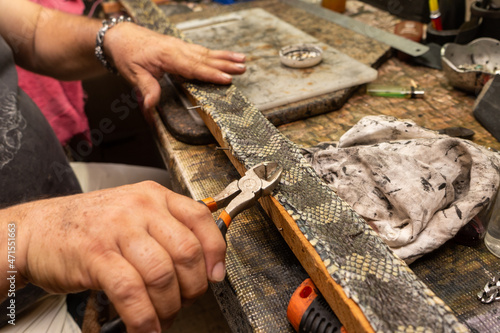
[478,275,500,304]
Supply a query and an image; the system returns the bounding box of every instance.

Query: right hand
[1,181,226,332]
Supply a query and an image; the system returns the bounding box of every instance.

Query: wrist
[95,15,132,74]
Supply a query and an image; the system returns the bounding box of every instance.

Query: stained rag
[302,115,500,263]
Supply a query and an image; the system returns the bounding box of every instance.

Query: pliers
[199,161,283,239]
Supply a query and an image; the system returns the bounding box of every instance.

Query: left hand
[104,22,247,109]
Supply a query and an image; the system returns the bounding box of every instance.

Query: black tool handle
[300,296,343,333]
[216,217,228,239]
[287,278,345,333]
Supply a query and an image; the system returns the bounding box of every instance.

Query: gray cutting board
[177,8,378,111]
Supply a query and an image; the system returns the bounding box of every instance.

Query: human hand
[103,22,247,109]
[2,181,225,332]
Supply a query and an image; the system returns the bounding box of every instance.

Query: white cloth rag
[302,115,500,263]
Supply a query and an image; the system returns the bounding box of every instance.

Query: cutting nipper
[199,161,283,238]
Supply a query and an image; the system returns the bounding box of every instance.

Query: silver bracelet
[95,15,132,74]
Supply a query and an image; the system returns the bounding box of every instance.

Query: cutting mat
[177,8,378,111]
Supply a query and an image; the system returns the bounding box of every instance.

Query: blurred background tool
[366,83,424,99]
[428,0,442,30]
[287,278,346,333]
[281,0,429,57]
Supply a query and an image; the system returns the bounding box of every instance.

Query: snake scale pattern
[120,1,469,331]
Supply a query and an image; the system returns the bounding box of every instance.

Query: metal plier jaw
[200,161,283,238]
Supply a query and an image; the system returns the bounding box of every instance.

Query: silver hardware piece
[477,274,500,304]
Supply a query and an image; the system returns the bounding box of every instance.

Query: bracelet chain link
[95,16,132,74]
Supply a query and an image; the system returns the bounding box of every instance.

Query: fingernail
[221,73,232,81]
[143,94,151,110]
[212,261,226,282]
[235,63,246,69]
[234,53,246,62]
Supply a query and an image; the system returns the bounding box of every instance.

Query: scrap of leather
[302,115,500,263]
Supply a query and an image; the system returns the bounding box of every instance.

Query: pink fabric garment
[16,0,89,145]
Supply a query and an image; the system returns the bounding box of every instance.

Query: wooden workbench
[144,1,500,331]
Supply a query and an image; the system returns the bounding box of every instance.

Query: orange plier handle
[199,197,233,238]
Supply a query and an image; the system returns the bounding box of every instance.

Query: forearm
[0,0,246,110]
[0,0,106,80]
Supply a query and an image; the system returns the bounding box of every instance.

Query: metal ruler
[280,0,429,57]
